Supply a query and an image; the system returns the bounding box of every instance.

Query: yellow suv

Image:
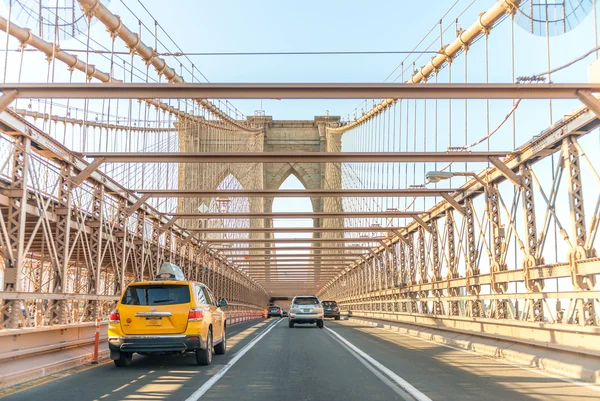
[107,263,227,367]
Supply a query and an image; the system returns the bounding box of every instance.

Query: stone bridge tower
[177,115,344,283]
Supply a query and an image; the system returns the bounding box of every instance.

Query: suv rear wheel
[289,320,294,328]
[114,352,132,367]
[214,326,226,355]
[196,329,213,366]
[317,320,324,329]
[335,315,341,321]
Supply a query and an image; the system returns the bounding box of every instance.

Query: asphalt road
[2,318,599,401]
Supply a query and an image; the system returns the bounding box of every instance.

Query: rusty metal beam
[138,189,457,198]
[488,156,522,187]
[169,212,421,219]
[215,246,372,251]
[0,90,17,113]
[576,90,600,119]
[441,193,466,216]
[2,83,599,99]
[230,255,362,259]
[204,237,388,243]
[241,264,347,267]
[72,158,106,187]
[228,253,361,264]
[124,194,152,216]
[196,227,403,233]
[81,151,509,163]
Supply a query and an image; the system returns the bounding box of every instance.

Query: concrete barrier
[0,309,264,390]
[346,310,600,357]
[346,314,600,384]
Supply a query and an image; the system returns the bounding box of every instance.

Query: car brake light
[188,308,204,321]
[109,310,120,323]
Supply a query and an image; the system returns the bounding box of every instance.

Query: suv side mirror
[218,298,228,308]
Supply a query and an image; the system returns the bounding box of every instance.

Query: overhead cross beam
[136,189,458,198]
[214,246,372,251]
[80,151,509,163]
[229,255,362,259]
[2,83,599,99]
[195,227,404,233]
[167,212,422,219]
[206,237,389,243]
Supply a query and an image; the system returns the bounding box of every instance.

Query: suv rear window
[269,306,280,310]
[322,301,337,307]
[122,285,191,306]
[294,297,319,305]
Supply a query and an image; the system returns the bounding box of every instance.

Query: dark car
[267,306,283,318]
[321,300,341,320]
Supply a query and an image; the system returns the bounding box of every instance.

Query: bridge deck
[1,318,598,401]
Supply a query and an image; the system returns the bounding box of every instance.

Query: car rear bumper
[267,313,282,317]
[324,311,340,318]
[289,313,323,323]
[108,334,205,356]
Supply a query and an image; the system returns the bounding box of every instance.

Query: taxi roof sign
[155,262,185,281]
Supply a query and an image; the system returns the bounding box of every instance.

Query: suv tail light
[188,308,204,322]
[109,309,120,323]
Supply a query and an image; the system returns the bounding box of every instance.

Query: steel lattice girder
[195,227,403,233]
[168,213,421,219]
[205,237,390,243]
[1,83,600,99]
[79,151,509,163]
[214,246,373,251]
[136,189,458,198]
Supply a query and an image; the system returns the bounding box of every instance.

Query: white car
[288,296,324,329]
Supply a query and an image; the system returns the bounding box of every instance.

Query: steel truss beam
[215,247,372,251]
[0,113,269,328]
[138,189,457,198]
[2,83,599,99]
[231,257,360,260]
[196,227,403,233]
[319,100,600,329]
[205,237,389,243]
[80,151,508,163]
[169,213,421,219]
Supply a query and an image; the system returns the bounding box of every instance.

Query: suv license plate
[302,309,310,313]
[146,318,162,326]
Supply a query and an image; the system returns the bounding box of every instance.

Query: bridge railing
[0,110,269,329]
[321,98,600,339]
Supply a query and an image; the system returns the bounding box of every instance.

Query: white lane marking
[372,323,600,393]
[184,318,282,401]
[325,326,432,401]
[325,329,417,401]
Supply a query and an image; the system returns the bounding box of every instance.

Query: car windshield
[269,307,280,310]
[322,301,337,307]
[121,285,190,306]
[294,297,319,305]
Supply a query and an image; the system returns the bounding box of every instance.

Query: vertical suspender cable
[464,42,469,181]
[3,0,11,83]
[511,10,516,149]
[595,0,599,59]
[423,97,427,211]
